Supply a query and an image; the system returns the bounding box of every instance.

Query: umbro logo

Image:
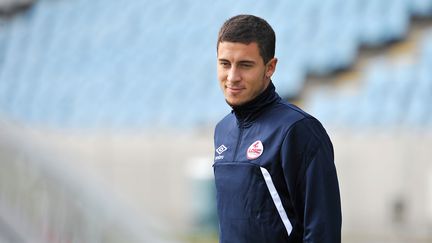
[216,144,228,155]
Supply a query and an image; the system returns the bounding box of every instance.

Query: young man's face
[217,41,277,106]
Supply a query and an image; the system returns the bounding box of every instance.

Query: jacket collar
[230,82,280,128]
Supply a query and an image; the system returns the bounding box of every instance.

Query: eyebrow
[218,59,256,65]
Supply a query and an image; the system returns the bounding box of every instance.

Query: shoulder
[270,100,331,147]
[214,112,235,133]
[280,107,332,156]
[263,99,316,130]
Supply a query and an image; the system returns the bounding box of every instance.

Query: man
[213,14,342,243]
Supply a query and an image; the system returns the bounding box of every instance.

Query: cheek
[217,68,227,82]
[245,71,266,91]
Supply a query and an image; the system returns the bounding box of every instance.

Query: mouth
[226,86,245,95]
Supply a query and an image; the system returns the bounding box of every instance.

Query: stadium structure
[1,0,432,242]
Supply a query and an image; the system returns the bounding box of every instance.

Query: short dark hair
[217,14,276,64]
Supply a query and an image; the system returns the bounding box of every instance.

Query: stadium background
[1,0,432,242]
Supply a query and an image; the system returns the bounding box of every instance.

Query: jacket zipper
[233,126,243,160]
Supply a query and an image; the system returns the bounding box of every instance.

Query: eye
[238,61,255,68]
[241,63,253,68]
[219,61,230,68]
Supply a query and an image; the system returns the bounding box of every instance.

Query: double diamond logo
[216,144,228,155]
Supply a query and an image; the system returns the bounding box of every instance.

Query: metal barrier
[0,121,177,243]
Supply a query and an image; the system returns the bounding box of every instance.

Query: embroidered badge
[247,140,264,160]
[216,144,227,155]
[215,144,227,160]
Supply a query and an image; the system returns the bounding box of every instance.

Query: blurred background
[1,0,432,242]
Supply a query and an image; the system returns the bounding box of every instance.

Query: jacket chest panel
[214,126,283,167]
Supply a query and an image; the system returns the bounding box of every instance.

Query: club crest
[247,140,264,160]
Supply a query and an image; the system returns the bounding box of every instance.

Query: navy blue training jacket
[213,82,341,243]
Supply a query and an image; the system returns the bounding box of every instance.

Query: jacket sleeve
[280,118,342,243]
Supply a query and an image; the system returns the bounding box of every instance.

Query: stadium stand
[1,1,432,242]
[0,0,431,129]
[0,0,34,15]
[307,29,432,128]
[411,0,432,16]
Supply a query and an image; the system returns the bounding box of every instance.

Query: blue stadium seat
[0,0,430,128]
[410,0,432,16]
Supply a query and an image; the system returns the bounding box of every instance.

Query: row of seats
[0,0,431,128]
[307,30,432,128]
[0,0,34,15]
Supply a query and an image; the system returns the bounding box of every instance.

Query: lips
[226,86,245,95]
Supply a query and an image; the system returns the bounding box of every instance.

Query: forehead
[217,42,262,63]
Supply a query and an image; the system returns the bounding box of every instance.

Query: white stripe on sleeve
[260,166,293,236]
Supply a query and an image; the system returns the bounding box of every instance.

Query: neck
[230,82,280,127]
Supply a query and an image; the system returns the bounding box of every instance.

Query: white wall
[2,121,432,242]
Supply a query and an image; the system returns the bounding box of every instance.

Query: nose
[227,67,241,83]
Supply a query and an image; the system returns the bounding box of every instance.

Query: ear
[265,58,278,79]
